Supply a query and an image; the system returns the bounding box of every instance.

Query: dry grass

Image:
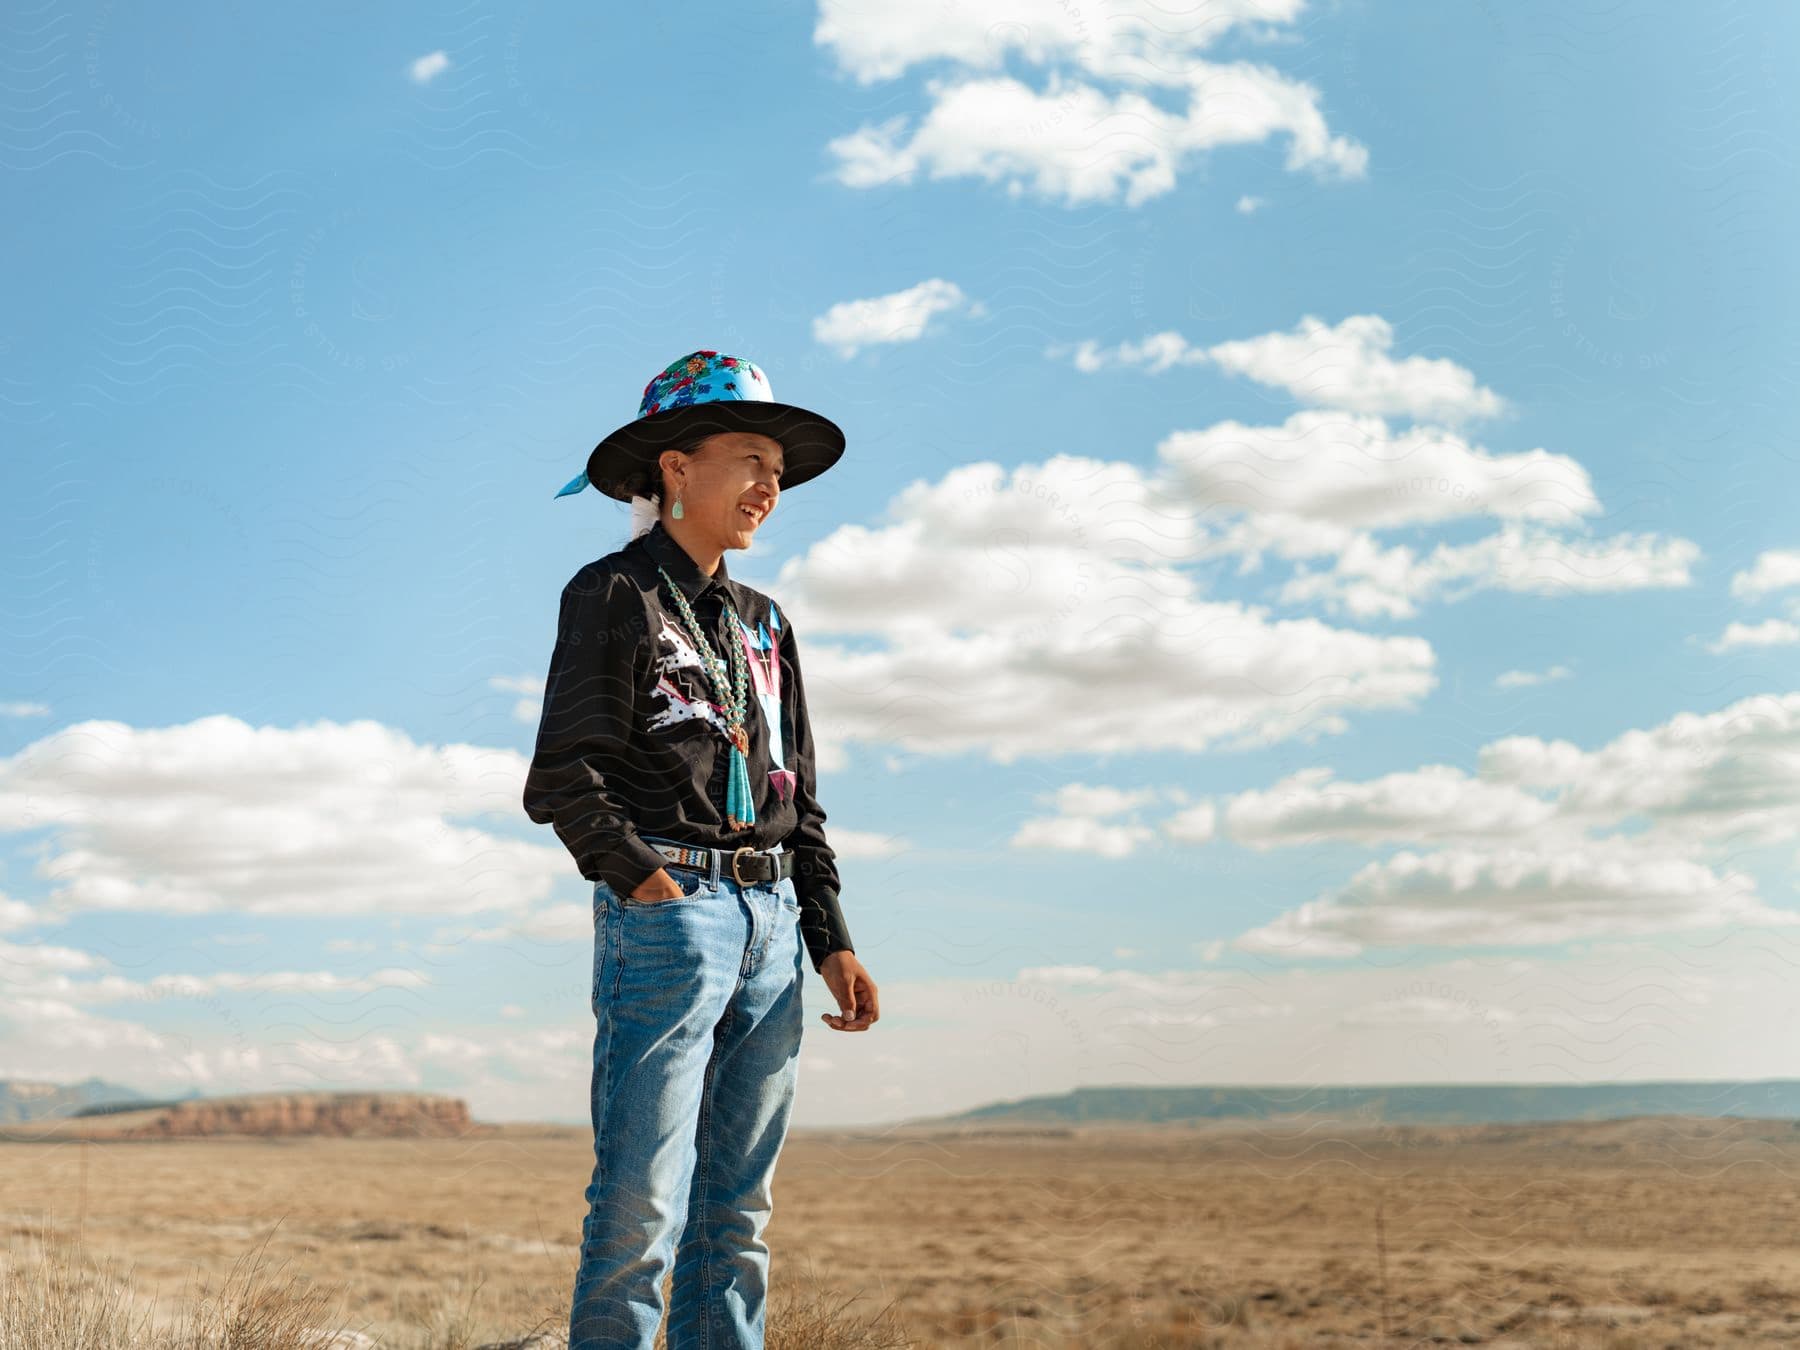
[0,1212,908,1349]
[1,1212,366,1348]
[2,1115,1798,1346]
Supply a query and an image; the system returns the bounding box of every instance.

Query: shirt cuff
[796,884,856,974]
[593,833,670,898]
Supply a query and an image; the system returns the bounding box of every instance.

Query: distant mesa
[897,1081,1800,1131]
[0,1085,476,1141]
[0,1077,151,1125]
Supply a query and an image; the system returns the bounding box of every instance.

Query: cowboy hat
[554,349,846,502]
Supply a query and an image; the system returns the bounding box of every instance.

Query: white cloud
[1494,664,1572,688]
[1011,814,1157,856]
[1158,410,1594,534]
[1337,993,1520,1029]
[826,66,1365,207]
[1707,618,1800,652]
[1059,331,1209,375]
[1225,764,1558,850]
[1010,782,1167,856]
[409,50,450,84]
[1233,839,1791,958]
[814,0,1308,87]
[0,893,40,932]
[1161,800,1219,844]
[1479,690,1800,848]
[285,1032,422,1087]
[1047,783,1164,817]
[1206,315,1506,423]
[0,936,427,1010]
[828,827,913,859]
[0,715,562,920]
[1,702,50,718]
[772,457,1437,764]
[1220,691,1800,854]
[817,2,1362,207]
[812,278,979,358]
[1729,548,1800,601]
[1061,315,1506,423]
[490,674,544,724]
[1235,194,1265,214]
[1152,411,1695,621]
[0,936,105,976]
[760,397,1697,756]
[1214,690,1800,955]
[1275,520,1700,620]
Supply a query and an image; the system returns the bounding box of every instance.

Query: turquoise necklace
[656,564,757,830]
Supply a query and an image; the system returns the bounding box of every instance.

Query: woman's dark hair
[625,437,709,501]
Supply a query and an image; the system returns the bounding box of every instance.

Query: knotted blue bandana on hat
[555,349,846,501]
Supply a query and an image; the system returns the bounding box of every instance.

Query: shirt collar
[639,518,731,602]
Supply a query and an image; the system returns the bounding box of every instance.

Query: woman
[524,350,880,1349]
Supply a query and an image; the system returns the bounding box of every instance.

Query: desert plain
[2,1114,1798,1347]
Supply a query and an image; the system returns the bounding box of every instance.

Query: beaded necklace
[656,563,757,830]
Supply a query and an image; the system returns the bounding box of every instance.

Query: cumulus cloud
[1138,408,1696,618]
[771,456,1437,764]
[0,941,426,1010]
[1157,410,1596,534]
[1233,839,1791,958]
[816,0,1363,206]
[1060,315,1506,423]
[1205,314,1505,422]
[0,942,438,1100]
[1225,764,1559,850]
[490,673,545,724]
[1706,618,1800,652]
[1215,691,1800,956]
[1042,316,1699,616]
[409,50,450,84]
[826,67,1364,208]
[1010,782,1168,856]
[1494,664,1572,688]
[0,714,561,920]
[1219,692,1800,854]
[815,0,1308,86]
[1729,548,1800,601]
[813,278,980,358]
[1274,520,1700,620]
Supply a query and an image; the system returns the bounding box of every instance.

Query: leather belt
[641,835,795,886]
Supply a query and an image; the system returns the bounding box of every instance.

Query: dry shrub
[2,1216,154,1349]
[1,1211,370,1350]
[764,1257,913,1350]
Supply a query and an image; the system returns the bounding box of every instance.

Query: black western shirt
[523,518,856,972]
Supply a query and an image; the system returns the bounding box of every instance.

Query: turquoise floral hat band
[556,349,846,502]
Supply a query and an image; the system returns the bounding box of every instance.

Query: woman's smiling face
[661,431,785,549]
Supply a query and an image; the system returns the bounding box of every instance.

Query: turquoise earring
[672,496,684,520]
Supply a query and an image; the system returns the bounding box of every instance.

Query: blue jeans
[570,841,806,1349]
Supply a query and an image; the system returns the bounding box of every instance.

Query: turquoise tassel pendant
[725,744,756,829]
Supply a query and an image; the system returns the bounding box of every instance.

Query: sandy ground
[2,1114,1798,1347]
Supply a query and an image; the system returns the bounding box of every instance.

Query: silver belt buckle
[730,845,759,886]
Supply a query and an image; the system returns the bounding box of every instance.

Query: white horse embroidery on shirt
[645,604,798,808]
[647,613,735,739]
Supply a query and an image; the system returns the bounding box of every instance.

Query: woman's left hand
[819,951,879,1032]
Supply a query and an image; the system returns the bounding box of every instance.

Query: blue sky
[5,1,1799,1127]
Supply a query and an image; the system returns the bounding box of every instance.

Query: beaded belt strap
[652,843,714,872]
[644,837,793,885]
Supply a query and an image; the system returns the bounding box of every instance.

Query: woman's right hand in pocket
[627,867,685,902]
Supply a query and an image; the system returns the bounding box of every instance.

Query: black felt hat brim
[584,401,846,503]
